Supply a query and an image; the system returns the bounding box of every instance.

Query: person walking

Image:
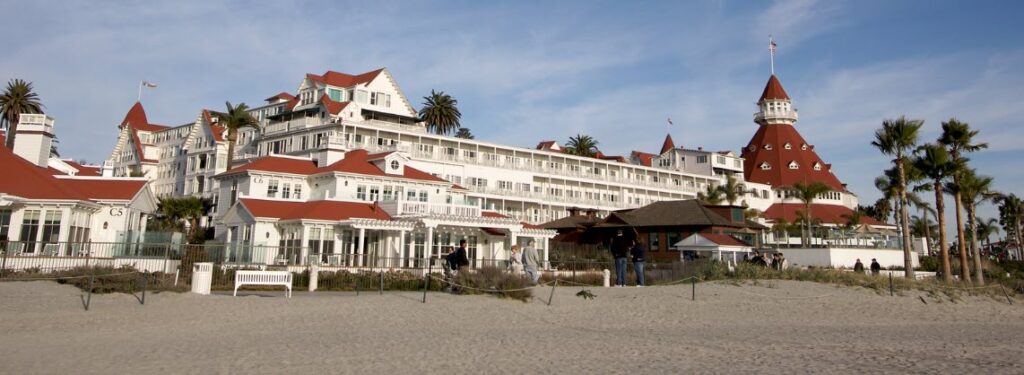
[454,239,470,272]
[631,240,647,287]
[611,229,631,287]
[522,240,541,284]
[870,258,881,275]
[854,258,865,273]
[508,245,523,274]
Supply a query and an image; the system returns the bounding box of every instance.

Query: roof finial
[769,35,777,75]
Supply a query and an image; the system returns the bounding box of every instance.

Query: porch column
[357,227,366,268]
[425,226,434,269]
[398,229,407,269]
[543,238,550,270]
[300,226,311,265]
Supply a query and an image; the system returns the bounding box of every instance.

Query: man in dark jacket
[854,258,865,273]
[631,241,646,287]
[611,230,631,287]
[454,239,471,272]
[870,258,881,275]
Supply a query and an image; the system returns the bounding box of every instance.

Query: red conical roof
[740,123,845,191]
[759,75,790,102]
[120,102,148,129]
[660,134,676,154]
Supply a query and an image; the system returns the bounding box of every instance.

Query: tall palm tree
[565,134,600,157]
[871,116,922,278]
[913,143,958,282]
[454,127,474,139]
[788,181,831,247]
[214,101,259,169]
[718,174,751,206]
[772,218,793,246]
[938,118,987,283]
[956,169,995,285]
[419,90,461,136]
[157,196,213,244]
[975,217,999,255]
[999,194,1024,259]
[909,215,937,243]
[0,79,44,149]
[697,184,724,205]
[912,200,936,256]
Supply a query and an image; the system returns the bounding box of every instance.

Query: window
[764,144,773,150]
[498,181,513,190]
[369,186,380,201]
[814,163,822,171]
[230,181,238,203]
[18,210,41,251]
[717,156,726,164]
[418,190,428,202]
[760,162,771,170]
[355,90,368,103]
[267,180,279,198]
[666,232,681,251]
[801,144,809,150]
[648,232,660,251]
[696,155,708,163]
[762,190,769,199]
[789,161,799,170]
[328,88,343,102]
[294,185,302,200]
[407,189,417,201]
[383,186,394,201]
[357,185,367,201]
[41,210,62,244]
[0,209,11,240]
[784,143,792,150]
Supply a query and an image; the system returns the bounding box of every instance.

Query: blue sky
[2,0,1022,236]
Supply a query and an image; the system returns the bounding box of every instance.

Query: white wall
[782,247,920,269]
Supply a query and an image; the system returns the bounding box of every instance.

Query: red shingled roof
[740,122,845,191]
[239,198,391,221]
[764,203,885,226]
[218,156,319,177]
[218,150,448,184]
[202,110,225,142]
[0,146,147,201]
[306,68,384,88]
[631,151,655,167]
[61,160,102,176]
[701,233,751,247]
[660,134,676,154]
[759,74,790,102]
[319,95,350,115]
[265,92,296,102]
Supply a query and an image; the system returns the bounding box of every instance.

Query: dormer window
[788,161,799,170]
[764,144,773,150]
[801,144,809,150]
[784,143,792,150]
[760,162,771,170]
[813,162,822,171]
[390,160,400,171]
[747,145,756,152]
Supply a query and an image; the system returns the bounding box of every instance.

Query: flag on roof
[142,81,157,88]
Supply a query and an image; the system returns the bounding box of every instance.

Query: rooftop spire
[660,134,676,154]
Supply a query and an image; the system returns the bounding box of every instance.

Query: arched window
[788,161,799,170]
[764,144,773,150]
[784,143,792,150]
[801,144,809,150]
[760,162,771,170]
[813,162,822,171]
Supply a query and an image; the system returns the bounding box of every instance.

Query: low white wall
[1,256,180,274]
[782,248,920,270]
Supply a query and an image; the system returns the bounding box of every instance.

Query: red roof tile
[218,156,319,177]
[239,198,391,221]
[265,92,296,102]
[660,134,676,154]
[740,122,845,191]
[759,74,790,102]
[202,110,225,142]
[701,233,751,247]
[60,178,147,200]
[482,211,509,219]
[631,151,655,167]
[764,203,885,226]
[61,160,102,176]
[319,95,350,115]
[307,69,384,88]
[0,146,146,201]
[218,150,448,184]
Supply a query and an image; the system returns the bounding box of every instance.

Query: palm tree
[419,90,461,136]
[718,174,751,206]
[214,101,259,169]
[697,184,724,205]
[956,169,995,285]
[841,210,864,245]
[788,181,831,247]
[772,218,793,246]
[156,196,213,244]
[999,194,1024,259]
[913,143,957,282]
[975,217,999,255]
[454,127,474,139]
[0,79,44,149]
[909,215,937,243]
[871,116,922,278]
[938,118,987,283]
[912,200,936,256]
[565,134,600,157]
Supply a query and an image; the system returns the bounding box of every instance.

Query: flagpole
[769,35,775,75]
[138,81,143,102]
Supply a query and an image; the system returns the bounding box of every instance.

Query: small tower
[753,75,798,126]
[12,113,55,168]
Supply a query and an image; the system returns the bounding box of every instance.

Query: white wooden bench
[233,270,293,298]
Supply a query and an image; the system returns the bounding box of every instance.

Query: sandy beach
[0,280,1022,374]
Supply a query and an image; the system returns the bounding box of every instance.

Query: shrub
[454,266,533,302]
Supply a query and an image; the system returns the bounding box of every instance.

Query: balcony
[753,108,798,123]
[264,117,324,135]
[379,200,481,218]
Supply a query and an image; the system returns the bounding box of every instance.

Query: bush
[454,266,533,302]
[918,256,938,272]
[1,266,186,294]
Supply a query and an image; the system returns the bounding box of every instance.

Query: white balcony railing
[378,200,481,218]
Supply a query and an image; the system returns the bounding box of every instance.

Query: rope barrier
[427,275,547,293]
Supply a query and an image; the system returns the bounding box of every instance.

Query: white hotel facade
[101,67,891,267]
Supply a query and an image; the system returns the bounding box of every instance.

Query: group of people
[853,258,882,275]
[506,240,542,284]
[611,229,646,287]
[749,251,788,270]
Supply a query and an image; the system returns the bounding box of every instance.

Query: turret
[753,75,798,126]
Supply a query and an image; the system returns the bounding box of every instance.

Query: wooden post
[422,262,432,303]
[691,277,696,301]
[889,272,894,297]
[84,272,95,311]
[1001,285,1014,305]
[379,270,384,295]
[141,271,148,305]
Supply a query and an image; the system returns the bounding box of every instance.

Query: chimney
[12,113,55,168]
[567,207,580,217]
[317,134,346,166]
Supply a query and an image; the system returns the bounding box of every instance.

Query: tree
[871,116,922,278]
[913,143,958,282]
[565,134,600,157]
[998,194,1023,259]
[788,181,831,247]
[215,101,259,169]
[155,196,213,244]
[975,217,999,255]
[955,169,995,285]
[0,79,44,149]
[697,184,724,205]
[912,200,936,256]
[909,215,937,243]
[718,174,751,206]
[419,90,461,136]
[773,218,794,246]
[454,127,474,139]
[841,210,864,245]
[938,118,987,283]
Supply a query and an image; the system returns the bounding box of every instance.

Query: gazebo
[673,233,753,264]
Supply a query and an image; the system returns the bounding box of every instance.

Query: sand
[0,280,1022,374]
